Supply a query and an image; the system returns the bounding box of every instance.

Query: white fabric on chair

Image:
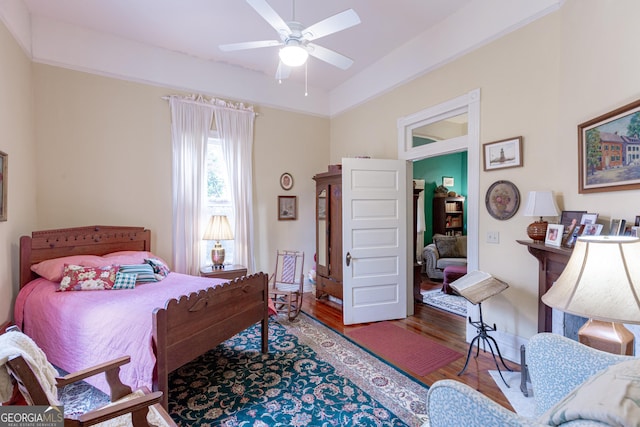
[0,331,59,404]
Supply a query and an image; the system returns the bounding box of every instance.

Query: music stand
[451,270,512,386]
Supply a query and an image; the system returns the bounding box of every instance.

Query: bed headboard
[19,225,151,288]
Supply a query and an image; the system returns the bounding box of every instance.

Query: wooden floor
[301,275,520,411]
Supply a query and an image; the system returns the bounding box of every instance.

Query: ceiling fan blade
[219,40,281,51]
[307,43,354,70]
[302,9,360,41]
[246,0,292,36]
[275,61,292,80]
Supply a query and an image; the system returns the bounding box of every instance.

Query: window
[201,135,235,267]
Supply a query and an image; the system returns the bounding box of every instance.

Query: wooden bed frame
[19,225,269,409]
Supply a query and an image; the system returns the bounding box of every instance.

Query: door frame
[397,88,480,342]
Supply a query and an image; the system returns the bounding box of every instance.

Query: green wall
[414,151,468,246]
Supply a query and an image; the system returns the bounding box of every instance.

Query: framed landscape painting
[579,98,640,193]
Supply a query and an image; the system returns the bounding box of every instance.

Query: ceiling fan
[219,0,361,80]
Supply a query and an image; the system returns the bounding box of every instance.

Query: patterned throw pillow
[112,272,138,290]
[119,264,158,283]
[145,258,170,279]
[433,235,461,258]
[58,264,118,291]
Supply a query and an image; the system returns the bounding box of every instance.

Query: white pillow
[541,359,640,426]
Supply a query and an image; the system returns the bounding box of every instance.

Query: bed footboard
[152,272,269,409]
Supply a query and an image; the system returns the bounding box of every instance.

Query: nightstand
[200,264,247,280]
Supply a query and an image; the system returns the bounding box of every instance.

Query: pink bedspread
[14,272,239,394]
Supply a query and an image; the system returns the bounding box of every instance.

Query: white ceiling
[4,0,562,116]
[22,0,474,91]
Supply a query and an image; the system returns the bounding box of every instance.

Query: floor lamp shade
[522,191,559,242]
[203,215,234,268]
[542,236,640,354]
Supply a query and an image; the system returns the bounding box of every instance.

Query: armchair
[426,333,634,427]
[422,234,467,280]
[1,328,176,427]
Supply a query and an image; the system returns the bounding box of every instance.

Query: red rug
[347,321,462,376]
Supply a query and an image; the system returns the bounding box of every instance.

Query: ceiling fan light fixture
[279,44,308,67]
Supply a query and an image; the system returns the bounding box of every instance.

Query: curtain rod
[161,95,259,116]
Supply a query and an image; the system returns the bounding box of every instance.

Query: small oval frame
[280,172,294,191]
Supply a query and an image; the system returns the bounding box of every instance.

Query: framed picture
[564,224,584,249]
[609,218,626,235]
[483,136,523,171]
[631,226,640,237]
[0,151,6,222]
[485,180,520,220]
[545,224,564,247]
[580,213,598,225]
[442,176,454,187]
[280,172,294,191]
[581,223,603,236]
[560,210,586,229]
[579,98,640,193]
[278,196,297,220]
[635,216,640,227]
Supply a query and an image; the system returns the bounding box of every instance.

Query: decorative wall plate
[280,172,293,191]
[485,180,520,220]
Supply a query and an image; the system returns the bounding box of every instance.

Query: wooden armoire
[313,166,343,304]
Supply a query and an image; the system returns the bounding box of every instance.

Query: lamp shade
[203,215,234,241]
[542,236,640,324]
[279,44,308,67]
[522,191,559,218]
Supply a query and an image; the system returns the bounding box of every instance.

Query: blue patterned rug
[421,289,467,317]
[56,314,429,426]
[169,314,429,426]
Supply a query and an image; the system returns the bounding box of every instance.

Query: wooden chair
[269,250,305,320]
[3,328,176,427]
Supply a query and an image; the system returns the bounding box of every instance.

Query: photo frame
[442,176,454,187]
[580,213,599,225]
[0,151,6,222]
[581,223,603,236]
[564,224,584,249]
[579,98,640,193]
[545,224,564,247]
[483,136,523,171]
[280,172,294,191]
[635,216,640,227]
[278,195,297,220]
[560,210,586,229]
[485,180,520,220]
[609,218,626,236]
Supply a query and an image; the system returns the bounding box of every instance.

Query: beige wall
[32,64,328,279]
[0,20,37,324]
[331,0,640,339]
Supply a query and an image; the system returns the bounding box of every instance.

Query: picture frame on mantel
[579,98,640,193]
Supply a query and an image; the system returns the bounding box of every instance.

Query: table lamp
[522,190,559,242]
[203,215,234,269]
[542,236,640,355]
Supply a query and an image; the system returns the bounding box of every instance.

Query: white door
[342,158,410,325]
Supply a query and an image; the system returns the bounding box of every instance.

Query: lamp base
[527,220,548,243]
[211,242,225,269]
[578,319,634,355]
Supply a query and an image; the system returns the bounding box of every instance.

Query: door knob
[346,252,351,266]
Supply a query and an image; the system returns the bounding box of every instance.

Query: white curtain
[213,104,256,273]
[168,94,256,274]
[168,96,213,274]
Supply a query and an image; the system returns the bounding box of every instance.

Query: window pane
[202,138,235,267]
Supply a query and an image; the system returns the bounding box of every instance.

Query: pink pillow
[103,251,168,266]
[31,255,105,282]
[58,264,119,292]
